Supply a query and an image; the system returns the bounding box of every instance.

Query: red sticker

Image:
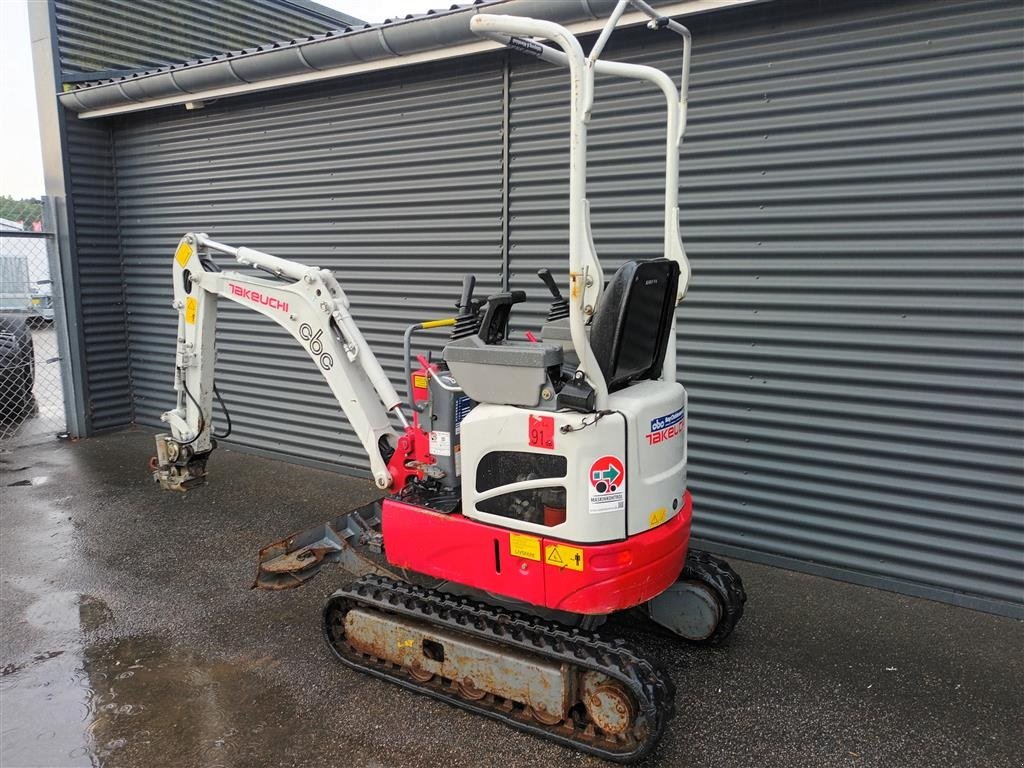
[588,455,626,515]
[589,455,625,493]
[528,415,555,450]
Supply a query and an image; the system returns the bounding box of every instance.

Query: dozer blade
[253,499,392,590]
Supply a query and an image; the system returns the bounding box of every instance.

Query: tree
[0,196,43,229]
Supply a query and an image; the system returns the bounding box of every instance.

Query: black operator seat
[589,259,680,393]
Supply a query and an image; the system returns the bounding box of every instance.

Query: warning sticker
[184,296,197,325]
[545,543,584,572]
[175,241,192,268]
[509,533,541,561]
[429,430,451,457]
[412,374,428,390]
[648,508,667,529]
[588,455,626,515]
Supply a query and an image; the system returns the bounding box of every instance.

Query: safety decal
[588,455,626,515]
[545,543,584,572]
[648,508,667,529]
[509,533,541,561]
[429,430,451,457]
[174,241,192,267]
[528,414,555,450]
[184,296,197,325]
[412,374,428,390]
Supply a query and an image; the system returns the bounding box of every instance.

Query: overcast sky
[0,0,440,200]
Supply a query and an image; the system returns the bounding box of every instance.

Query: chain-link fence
[0,227,66,446]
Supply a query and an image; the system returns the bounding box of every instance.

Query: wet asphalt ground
[1,429,1021,768]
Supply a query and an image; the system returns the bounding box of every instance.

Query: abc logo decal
[299,323,334,371]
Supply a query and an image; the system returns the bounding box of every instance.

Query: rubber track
[682,549,747,646]
[322,575,675,763]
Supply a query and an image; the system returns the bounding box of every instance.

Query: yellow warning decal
[175,241,193,267]
[509,533,541,561]
[648,508,667,529]
[545,543,584,572]
[413,374,428,390]
[184,296,197,325]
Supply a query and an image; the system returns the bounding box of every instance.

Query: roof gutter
[62,0,761,120]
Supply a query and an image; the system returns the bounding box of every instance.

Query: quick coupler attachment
[150,433,210,492]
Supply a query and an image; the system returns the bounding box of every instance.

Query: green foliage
[0,196,43,228]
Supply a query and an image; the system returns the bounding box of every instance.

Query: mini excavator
[150,3,745,762]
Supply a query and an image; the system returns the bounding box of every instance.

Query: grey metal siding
[114,56,505,468]
[51,0,363,432]
[64,117,133,431]
[82,0,1023,613]
[508,0,1024,611]
[54,0,359,75]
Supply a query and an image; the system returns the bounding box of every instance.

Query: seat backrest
[589,259,680,392]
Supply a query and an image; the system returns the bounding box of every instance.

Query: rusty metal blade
[252,499,391,590]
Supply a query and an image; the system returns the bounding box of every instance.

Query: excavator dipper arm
[151,232,406,491]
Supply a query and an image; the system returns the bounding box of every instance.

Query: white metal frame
[471,0,692,409]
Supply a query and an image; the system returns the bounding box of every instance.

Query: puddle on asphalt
[6,475,49,487]
[2,592,299,767]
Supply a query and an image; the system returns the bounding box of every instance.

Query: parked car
[29,281,54,326]
[0,313,35,421]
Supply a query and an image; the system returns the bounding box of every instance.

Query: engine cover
[458,379,687,542]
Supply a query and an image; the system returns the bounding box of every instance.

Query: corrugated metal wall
[87,0,1022,613]
[54,0,357,75]
[62,118,134,431]
[53,0,365,431]
[114,56,505,467]
[507,0,1023,611]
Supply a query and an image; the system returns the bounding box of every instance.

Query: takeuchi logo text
[228,283,289,312]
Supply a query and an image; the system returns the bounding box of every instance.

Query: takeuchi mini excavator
[150,3,745,762]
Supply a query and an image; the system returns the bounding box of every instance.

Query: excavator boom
[152,232,406,491]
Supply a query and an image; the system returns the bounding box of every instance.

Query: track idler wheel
[581,672,636,736]
[646,549,746,645]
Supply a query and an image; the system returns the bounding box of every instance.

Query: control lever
[450,274,485,341]
[479,291,526,344]
[537,268,570,321]
[456,274,477,315]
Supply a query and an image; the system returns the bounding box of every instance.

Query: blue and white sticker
[454,396,472,435]
[647,407,685,446]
